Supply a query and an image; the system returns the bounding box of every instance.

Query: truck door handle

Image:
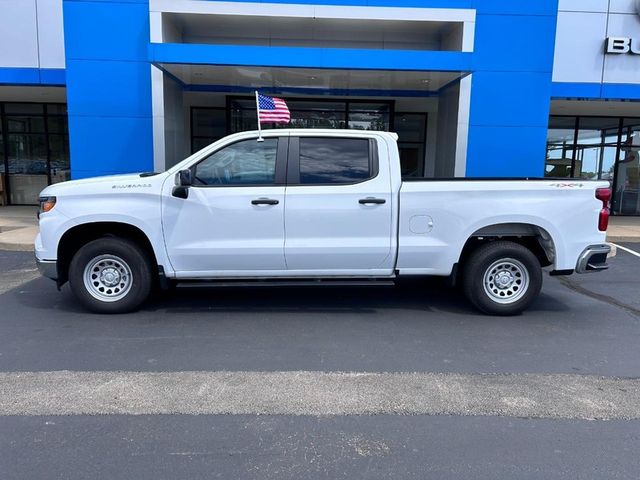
[359,197,386,205]
[251,198,279,206]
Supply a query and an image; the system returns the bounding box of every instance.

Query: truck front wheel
[462,241,542,316]
[68,237,153,313]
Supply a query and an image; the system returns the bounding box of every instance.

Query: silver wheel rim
[483,258,529,305]
[83,254,133,303]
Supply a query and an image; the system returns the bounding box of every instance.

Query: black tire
[68,237,153,314]
[462,241,542,316]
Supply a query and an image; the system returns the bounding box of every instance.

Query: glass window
[574,145,615,180]
[288,110,346,130]
[545,117,576,178]
[0,102,70,204]
[395,113,427,177]
[192,108,226,138]
[299,137,371,184]
[0,133,4,175]
[614,119,640,215]
[47,116,68,134]
[347,111,389,131]
[7,116,45,133]
[288,101,344,112]
[577,117,620,145]
[4,103,44,115]
[191,107,226,153]
[395,113,426,143]
[192,137,216,153]
[46,104,67,115]
[49,134,70,183]
[7,134,47,174]
[194,138,278,186]
[229,107,258,134]
[399,143,424,177]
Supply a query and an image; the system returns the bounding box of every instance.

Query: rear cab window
[289,137,378,185]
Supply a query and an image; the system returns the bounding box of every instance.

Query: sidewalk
[607,216,640,243]
[0,206,38,252]
[0,205,639,251]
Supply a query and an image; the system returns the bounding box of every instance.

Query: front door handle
[359,197,386,205]
[251,198,279,206]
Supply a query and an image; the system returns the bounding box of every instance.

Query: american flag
[257,93,290,124]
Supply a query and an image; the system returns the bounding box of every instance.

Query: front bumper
[575,244,611,274]
[36,257,58,281]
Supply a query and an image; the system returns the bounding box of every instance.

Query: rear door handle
[359,197,386,205]
[251,198,279,206]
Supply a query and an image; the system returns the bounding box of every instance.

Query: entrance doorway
[191,97,428,178]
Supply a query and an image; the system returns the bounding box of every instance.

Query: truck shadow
[12,277,572,318]
[141,278,571,317]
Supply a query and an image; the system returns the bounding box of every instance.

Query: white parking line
[610,243,640,259]
[1,371,640,420]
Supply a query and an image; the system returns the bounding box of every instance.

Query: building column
[63,0,153,179]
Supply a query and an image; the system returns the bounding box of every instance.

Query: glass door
[613,120,640,216]
[0,103,70,205]
[5,103,48,205]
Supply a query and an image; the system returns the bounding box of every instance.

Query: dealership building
[0,0,639,214]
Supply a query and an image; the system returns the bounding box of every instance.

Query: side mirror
[178,169,192,187]
[172,169,192,199]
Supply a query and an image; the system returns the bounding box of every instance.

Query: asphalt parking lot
[1,245,640,479]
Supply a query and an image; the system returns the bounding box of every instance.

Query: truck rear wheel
[68,237,153,313]
[462,241,542,316]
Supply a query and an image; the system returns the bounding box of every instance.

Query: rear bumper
[36,257,57,281]
[575,244,611,274]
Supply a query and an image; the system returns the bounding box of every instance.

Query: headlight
[37,196,56,218]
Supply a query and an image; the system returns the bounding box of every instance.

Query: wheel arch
[456,222,557,277]
[57,221,159,287]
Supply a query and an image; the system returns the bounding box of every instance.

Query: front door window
[194,138,278,186]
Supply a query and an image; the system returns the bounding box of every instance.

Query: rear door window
[297,138,374,185]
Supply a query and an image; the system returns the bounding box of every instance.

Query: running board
[175,278,396,288]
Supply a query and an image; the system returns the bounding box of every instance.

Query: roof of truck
[243,129,399,140]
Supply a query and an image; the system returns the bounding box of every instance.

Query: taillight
[596,188,611,232]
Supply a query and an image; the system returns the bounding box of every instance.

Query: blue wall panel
[64,0,153,179]
[471,14,557,72]
[466,125,549,177]
[64,1,149,62]
[65,60,152,118]
[0,68,65,86]
[552,82,640,101]
[470,0,558,16]
[464,0,558,178]
[66,116,153,176]
[469,72,553,128]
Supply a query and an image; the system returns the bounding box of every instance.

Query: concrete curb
[0,225,37,252]
[607,236,640,244]
[0,241,34,252]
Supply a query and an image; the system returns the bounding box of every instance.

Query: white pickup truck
[35,129,611,315]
